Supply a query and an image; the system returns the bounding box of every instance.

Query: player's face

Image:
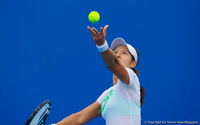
[113,45,136,69]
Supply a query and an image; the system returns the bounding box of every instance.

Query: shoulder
[97,86,114,106]
[120,68,140,90]
[125,67,138,84]
[125,67,136,77]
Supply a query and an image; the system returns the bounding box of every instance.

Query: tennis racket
[25,100,52,125]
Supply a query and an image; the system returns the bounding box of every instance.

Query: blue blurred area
[0,0,200,124]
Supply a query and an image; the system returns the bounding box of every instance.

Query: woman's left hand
[87,25,109,46]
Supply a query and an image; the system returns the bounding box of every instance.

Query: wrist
[96,40,108,52]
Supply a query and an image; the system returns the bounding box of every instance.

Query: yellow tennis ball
[88,11,100,23]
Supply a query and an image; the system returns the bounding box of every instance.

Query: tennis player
[53,25,145,125]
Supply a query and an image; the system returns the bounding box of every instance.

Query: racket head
[25,100,52,125]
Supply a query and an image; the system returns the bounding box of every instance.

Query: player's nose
[116,53,121,58]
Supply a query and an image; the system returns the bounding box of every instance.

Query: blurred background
[0,0,200,124]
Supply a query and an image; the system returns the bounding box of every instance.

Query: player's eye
[114,51,117,54]
[123,52,127,54]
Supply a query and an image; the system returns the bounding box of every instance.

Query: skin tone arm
[56,101,101,125]
[87,25,132,85]
[56,25,133,125]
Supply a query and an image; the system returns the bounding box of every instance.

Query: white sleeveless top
[97,67,141,125]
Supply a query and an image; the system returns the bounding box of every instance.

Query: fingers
[102,25,109,37]
[103,25,109,34]
[87,25,109,38]
[92,28,100,37]
[100,27,103,36]
[87,26,96,36]
[104,25,109,29]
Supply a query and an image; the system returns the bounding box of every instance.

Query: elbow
[75,112,85,125]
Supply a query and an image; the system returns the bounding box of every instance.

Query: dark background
[0,0,200,124]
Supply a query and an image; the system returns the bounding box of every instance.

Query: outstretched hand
[87,25,109,46]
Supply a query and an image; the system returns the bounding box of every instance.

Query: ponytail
[140,86,145,106]
[132,68,145,106]
[133,68,140,76]
[131,46,145,106]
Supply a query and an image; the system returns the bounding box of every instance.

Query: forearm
[100,48,118,68]
[100,44,129,84]
[56,113,81,125]
[87,25,116,67]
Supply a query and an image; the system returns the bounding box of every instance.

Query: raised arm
[56,101,101,125]
[87,25,130,85]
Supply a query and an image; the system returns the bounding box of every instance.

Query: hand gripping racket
[25,100,52,125]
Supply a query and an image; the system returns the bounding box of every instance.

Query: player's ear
[130,60,136,69]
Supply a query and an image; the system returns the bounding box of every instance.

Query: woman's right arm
[56,101,101,125]
[87,25,131,85]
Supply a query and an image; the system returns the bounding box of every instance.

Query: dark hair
[131,46,145,106]
[140,86,145,106]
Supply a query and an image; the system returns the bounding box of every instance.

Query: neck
[113,74,118,86]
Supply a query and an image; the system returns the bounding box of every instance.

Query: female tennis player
[53,25,145,125]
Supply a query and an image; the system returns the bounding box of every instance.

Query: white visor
[110,38,138,64]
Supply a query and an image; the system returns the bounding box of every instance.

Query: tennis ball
[88,11,100,23]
